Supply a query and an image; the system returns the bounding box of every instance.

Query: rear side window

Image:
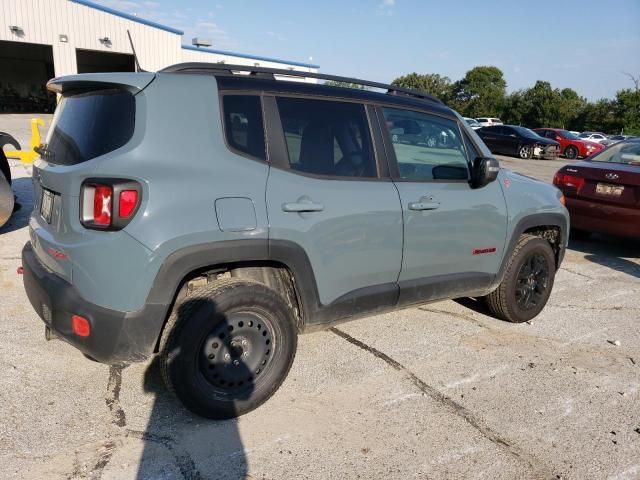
[276,97,377,178]
[222,95,266,160]
[44,89,135,165]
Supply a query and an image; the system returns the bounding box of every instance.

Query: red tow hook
[17,266,24,275]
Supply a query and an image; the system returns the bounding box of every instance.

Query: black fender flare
[490,212,568,291]
[145,239,322,333]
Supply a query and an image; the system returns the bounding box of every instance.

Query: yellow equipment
[4,118,45,164]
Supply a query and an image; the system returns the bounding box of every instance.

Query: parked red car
[535,128,605,159]
[553,139,640,239]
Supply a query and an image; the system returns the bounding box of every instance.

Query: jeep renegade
[22,64,569,418]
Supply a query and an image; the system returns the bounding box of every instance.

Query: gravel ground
[0,114,639,480]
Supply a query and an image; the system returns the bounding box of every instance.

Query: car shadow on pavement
[569,234,640,279]
[0,177,33,234]
[135,299,252,480]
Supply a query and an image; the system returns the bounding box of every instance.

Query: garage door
[76,49,135,74]
[0,40,56,113]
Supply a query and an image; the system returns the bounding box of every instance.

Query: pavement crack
[89,441,117,480]
[105,365,127,428]
[560,266,594,280]
[330,327,552,478]
[126,430,203,480]
[418,307,490,329]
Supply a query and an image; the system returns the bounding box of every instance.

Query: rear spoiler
[47,72,155,95]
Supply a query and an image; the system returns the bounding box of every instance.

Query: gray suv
[22,64,569,419]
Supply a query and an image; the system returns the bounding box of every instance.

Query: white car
[476,117,503,127]
[578,132,610,145]
[464,117,482,129]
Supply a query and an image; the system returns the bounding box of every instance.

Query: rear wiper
[34,143,55,159]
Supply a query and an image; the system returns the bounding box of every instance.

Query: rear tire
[484,235,556,323]
[564,145,578,160]
[159,278,298,419]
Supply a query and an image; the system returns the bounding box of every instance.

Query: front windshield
[512,126,541,139]
[591,141,640,165]
[559,130,578,140]
[466,119,478,125]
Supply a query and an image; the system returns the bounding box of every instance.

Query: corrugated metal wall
[0,0,317,75]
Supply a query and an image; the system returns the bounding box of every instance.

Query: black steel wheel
[160,278,298,419]
[484,234,556,323]
[514,252,549,311]
[200,310,275,393]
[564,145,578,160]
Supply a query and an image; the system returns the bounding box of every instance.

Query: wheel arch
[147,239,320,353]
[492,213,568,289]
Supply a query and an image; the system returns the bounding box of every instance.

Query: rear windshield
[42,89,135,165]
[591,141,640,165]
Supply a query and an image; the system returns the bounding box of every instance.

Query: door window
[276,97,377,178]
[381,107,470,181]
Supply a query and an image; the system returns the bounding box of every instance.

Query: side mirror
[471,157,500,189]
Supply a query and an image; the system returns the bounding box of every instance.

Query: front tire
[160,278,298,419]
[484,235,556,323]
[518,144,533,159]
[564,145,578,160]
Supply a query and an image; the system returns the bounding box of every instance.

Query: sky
[97,0,640,101]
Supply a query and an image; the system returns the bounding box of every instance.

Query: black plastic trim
[22,242,166,364]
[490,213,568,291]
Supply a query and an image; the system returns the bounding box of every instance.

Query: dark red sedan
[553,139,640,239]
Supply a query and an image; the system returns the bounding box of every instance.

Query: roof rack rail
[159,62,442,104]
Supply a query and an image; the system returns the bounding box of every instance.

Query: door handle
[282,201,324,213]
[408,200,440,211]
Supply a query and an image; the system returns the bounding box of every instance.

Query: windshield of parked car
[578,133,590,138]
[511,126,542,139]
[559,130,579,140]
[590,141,640,165]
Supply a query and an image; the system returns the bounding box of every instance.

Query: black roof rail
[159,62,443,104]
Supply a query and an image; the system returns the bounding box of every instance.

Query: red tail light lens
[553,172,585,191]
[71,315,91,337]
[93,185,112,226]
[81,180,141,230]
[119,190,138,218]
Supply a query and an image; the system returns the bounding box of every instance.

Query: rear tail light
[553,172,585,191]
[81,179,141,230]
[93,185,112,226]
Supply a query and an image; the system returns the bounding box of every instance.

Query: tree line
[387,67,640,135]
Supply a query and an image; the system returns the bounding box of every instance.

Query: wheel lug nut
[243,352,249,357]
[224,354,230,360]
[242,340,248,346]
[233,359,240,366]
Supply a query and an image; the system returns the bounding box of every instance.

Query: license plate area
[595,183,624,197]
[40,188,54,223]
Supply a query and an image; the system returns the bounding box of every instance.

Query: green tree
[614,88,640,135]
[557,88,588,130]
[451,66,507,117]
[391,73,452,102]
[519,81,561,128]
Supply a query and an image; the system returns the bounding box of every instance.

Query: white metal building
[0,0,319,112]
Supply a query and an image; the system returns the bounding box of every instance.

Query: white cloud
[377,0,396,16]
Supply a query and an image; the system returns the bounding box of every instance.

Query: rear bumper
[22,241,167,364]
[566,197,640,239]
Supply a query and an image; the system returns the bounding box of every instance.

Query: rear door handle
[282,201,324,213]
[408,200,440,211]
